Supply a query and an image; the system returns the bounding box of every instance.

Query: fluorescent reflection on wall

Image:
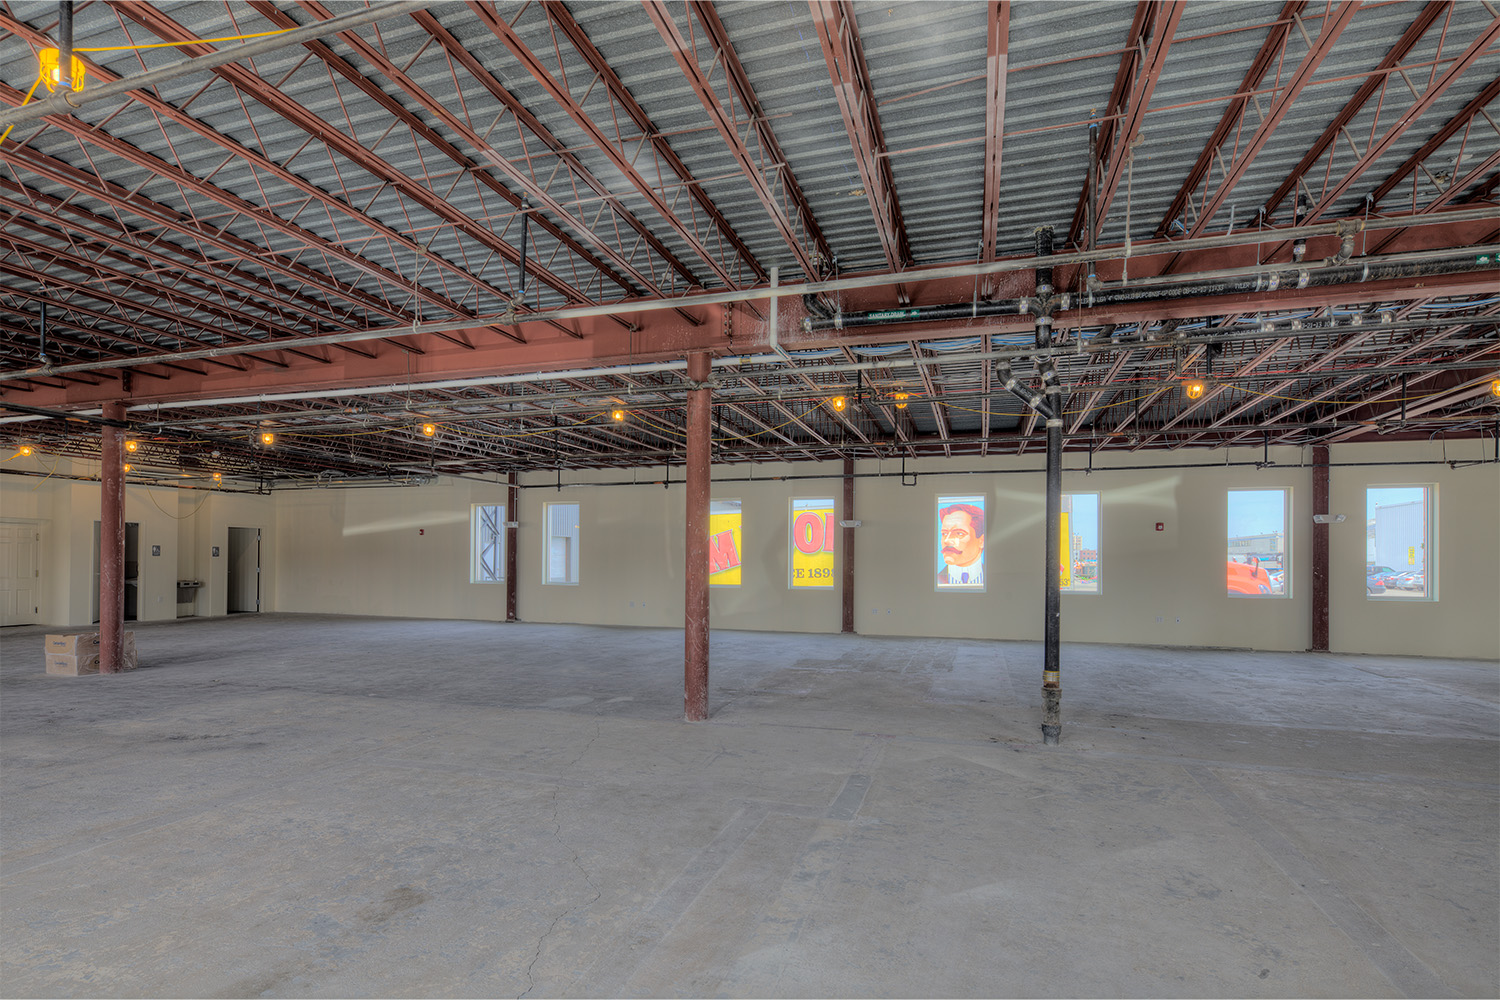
[709,499,742,587]
[936,494,986,590]
[789,498,835,588]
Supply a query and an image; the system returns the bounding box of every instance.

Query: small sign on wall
[212,546,220,557]
[151,545,161,556]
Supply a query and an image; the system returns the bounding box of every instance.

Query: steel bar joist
[980,2,1010,265]
[644,1,835,281]
[809,0,913,272]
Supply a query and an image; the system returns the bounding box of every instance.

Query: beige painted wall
[8,440,1496,659]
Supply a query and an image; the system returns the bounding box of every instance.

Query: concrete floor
[1,614,1496,999]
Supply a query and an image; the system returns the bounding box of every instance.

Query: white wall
[8,440,1496,659]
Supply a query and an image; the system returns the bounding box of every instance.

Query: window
[789,498,835,588]
[936,494,986,591]
[709,499,743,587]
[470,504,505,583]
[544,502,580,585]
[1061,493,1100,594]
[1366,486,1433,600]
[1227,489,1288,598]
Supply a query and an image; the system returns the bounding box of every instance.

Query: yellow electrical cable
[141,482,212,519]
[0,75,45,145]
[73,28,299,53]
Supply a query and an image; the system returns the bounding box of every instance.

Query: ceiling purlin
[543,3,765,287]
[1367,75,1500,211]
[0,180,379,360]
[109,4,584,325]
[1184,2,1360,240]
[0,228,333,368]
[0,309,192,380]
[1301,18,1500,224]
[908,344,952,459]
[472,1,751,290]
[1155,0,1308,238]
[1067,0,1167,247]
[1262,1,1450,222]
[644,0,834,281]
[0,285,220,375]
[809,0,913,273]
[0,105,514,346]
[254,2,666,306]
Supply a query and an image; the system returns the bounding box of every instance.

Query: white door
[0,523,40,626]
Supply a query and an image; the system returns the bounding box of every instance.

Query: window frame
[469,503,505,584]
[1226,488,1291,599]
[1365,484,1435,602]
[543,501,581,586]
[1060,491,1101,595]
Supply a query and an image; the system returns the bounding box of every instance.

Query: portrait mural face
[936,494,986,590]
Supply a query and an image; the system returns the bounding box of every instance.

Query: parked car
[1399,572,1426,591]
[1227,560,1273,596]
[1265,569,1285,594]
[1367,565,1397,594]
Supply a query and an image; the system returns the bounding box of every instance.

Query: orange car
[1227,560,1273,595]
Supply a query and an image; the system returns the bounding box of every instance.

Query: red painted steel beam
[647,1,833,279]
[99,400,125,674]
[271,1,674,299]
[683,350,711,722]
[1261,1,1447,220]
[114,4,594,310]
[0,182,377,359]
[1090,3,1184,244]
[543,3,765,284]
[810,0,912,271]
[1156,1,1306,236]
[1069,1,1156,245]
[472,2,742,289]
[1303,18,1500,223]
[982,2,1010,263]
[1367,74,1500,208]
[0,105,508,345]
[0,13,522,331]
[1186,2,1360,238]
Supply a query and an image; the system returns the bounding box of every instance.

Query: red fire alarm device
[419,528,425,535]
[1155,522,1164,531]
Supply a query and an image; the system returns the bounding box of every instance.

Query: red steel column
[841,457,855,633]
[1311,444,1330,652]
[99,401,126,674]
[506,471,519,622]
[684,351,712,721]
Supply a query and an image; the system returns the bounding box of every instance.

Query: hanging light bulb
[1183,379,1207,400]
[831,395,848,412]
[38,48,86,93]
[122,463,132,474]
[125,438,139,453]
[892,391,910,410]
[16,444,34,457]
[212,472,223,485]
[259,431,276,446]
[610,408,626,423]
[1491,379,1500,397]
[420,422,437,437]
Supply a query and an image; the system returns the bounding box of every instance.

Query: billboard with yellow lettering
[709,499,742,586]
[789,497,835,588]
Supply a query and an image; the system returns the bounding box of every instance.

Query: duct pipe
[994,361,1055,420]
[2,210,1495,384]
[57,2,73,92]
[0,0,430,129]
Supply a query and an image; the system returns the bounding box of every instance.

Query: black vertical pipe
[1034,223,1062,745]
[1033,225,1054,302]
[57,2,73,92]
[517,199,530,296]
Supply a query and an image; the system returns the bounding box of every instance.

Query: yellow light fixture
[17,444,34,457]
[125,438,139,453]
[893,391,910,410]
[212,472,223,484]
[420,422,437,437]
[831,395,848,412]
[38,48,86,93]
[1183,379,1207,400]
[610,408,626,423]
[1491,379,1500,397]
[259,431,276,446]
[122,463,132,474]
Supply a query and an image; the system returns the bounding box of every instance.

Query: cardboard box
[46,653,101,676]
[45,633,100,655]
[43,632,136,674]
